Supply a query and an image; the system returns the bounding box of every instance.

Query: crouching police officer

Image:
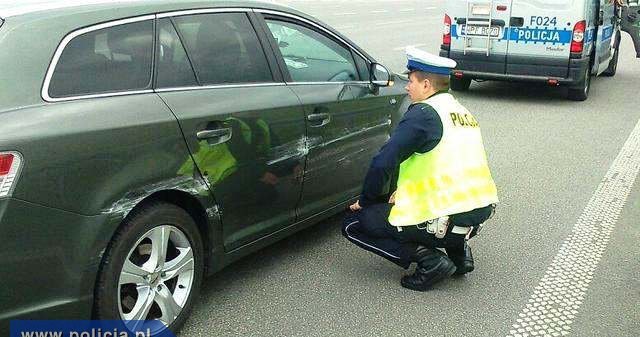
[342,47,499,291]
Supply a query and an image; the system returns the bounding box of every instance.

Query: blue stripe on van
[586,27,595,43]
[507,27,573,44]
[602,25,614,41]
[451,25,573,45]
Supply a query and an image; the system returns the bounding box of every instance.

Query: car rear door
[256,12,389,220]
[506,0,576,77]
[621,1,640,58]
[154,11,307,251]
[448,0,511,74]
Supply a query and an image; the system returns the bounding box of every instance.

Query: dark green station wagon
[0,0,410,334]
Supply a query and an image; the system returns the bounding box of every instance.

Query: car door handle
[307,113,331,127]
[196,128,232,145]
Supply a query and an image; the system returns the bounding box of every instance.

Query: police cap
[404,46,456,76]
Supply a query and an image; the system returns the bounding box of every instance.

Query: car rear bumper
[0,198,119,334]
[440,49,590,87]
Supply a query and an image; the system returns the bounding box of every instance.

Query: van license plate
[463,25,500,37]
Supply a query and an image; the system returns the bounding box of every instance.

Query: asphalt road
[180,1,640,336]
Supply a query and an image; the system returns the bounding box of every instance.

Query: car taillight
[0,152,22,198]
[571,20,586,53]
[443,14,452,45]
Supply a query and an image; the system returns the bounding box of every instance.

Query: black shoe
[401,250,457,291]
[449,243,474,276]
[409,245,430,263]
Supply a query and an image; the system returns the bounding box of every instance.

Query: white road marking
[399,8,415,12]
[334,12,356,16]
[334,24,356,30]
[426,6,437,10]
[393,43,427,51]
[371,10,389,13]
[375,19,412,26]
[506,118,640,337]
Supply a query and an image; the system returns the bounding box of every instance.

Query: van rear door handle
[196,127,232,145]
[510,17,524,27]
[307,113,331,127]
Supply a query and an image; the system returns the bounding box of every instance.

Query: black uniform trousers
[342,203,493,269]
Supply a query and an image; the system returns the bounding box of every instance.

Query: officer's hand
[349,201,362,212]
[388,192,396,204]
[260,172,279,185]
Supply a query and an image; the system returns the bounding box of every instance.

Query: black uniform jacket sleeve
[358,102,443,207]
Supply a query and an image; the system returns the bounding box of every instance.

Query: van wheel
[602,31,621,77]
[568,65,591,101]
[450,76,471,91]
[94,202,204,335]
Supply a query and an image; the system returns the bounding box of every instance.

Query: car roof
[0,0,291,19]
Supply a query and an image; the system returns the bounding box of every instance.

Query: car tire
[602,31,621,77]
[94,201,204,335]
[567,64,591,101]
[449,76,471,91]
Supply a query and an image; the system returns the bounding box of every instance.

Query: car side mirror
[370,63,392,87]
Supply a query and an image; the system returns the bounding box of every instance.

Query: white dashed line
[399,8,415,12]
[506,118,640,337]
[375,19,412,26]
[333,24,356,30]
[426,6,437,10]
[334,12,356,16]
[371,10,389,13]
[392,43,427,51]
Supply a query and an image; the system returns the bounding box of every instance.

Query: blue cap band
[406,59,451,75]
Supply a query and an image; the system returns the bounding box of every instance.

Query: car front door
[154,12,307,251]
[257,13,389,219]
[621,1,640,57]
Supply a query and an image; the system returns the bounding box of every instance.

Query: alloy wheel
[117,225,195,329]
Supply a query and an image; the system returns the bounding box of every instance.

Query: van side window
[49,20,153,98]
[172,13,274,85]
[156,18,198,88]
[265,19,359,82]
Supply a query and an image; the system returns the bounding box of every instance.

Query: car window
[49,20,153,98]
[156,18,198,88]
[265,19,359,83]
[352,50,370,81]
[172,13,273,85]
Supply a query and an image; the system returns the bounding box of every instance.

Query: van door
[621,1,640,57]
[506,0,578,77]
[594,0,617,74]
[448,0,511,74]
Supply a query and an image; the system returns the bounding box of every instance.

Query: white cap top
[405,46,456,75]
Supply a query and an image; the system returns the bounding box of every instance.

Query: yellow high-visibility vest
[388,93,498,226]
[177,117,258,185]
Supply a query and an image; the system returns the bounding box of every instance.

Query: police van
[439,0,640,101]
